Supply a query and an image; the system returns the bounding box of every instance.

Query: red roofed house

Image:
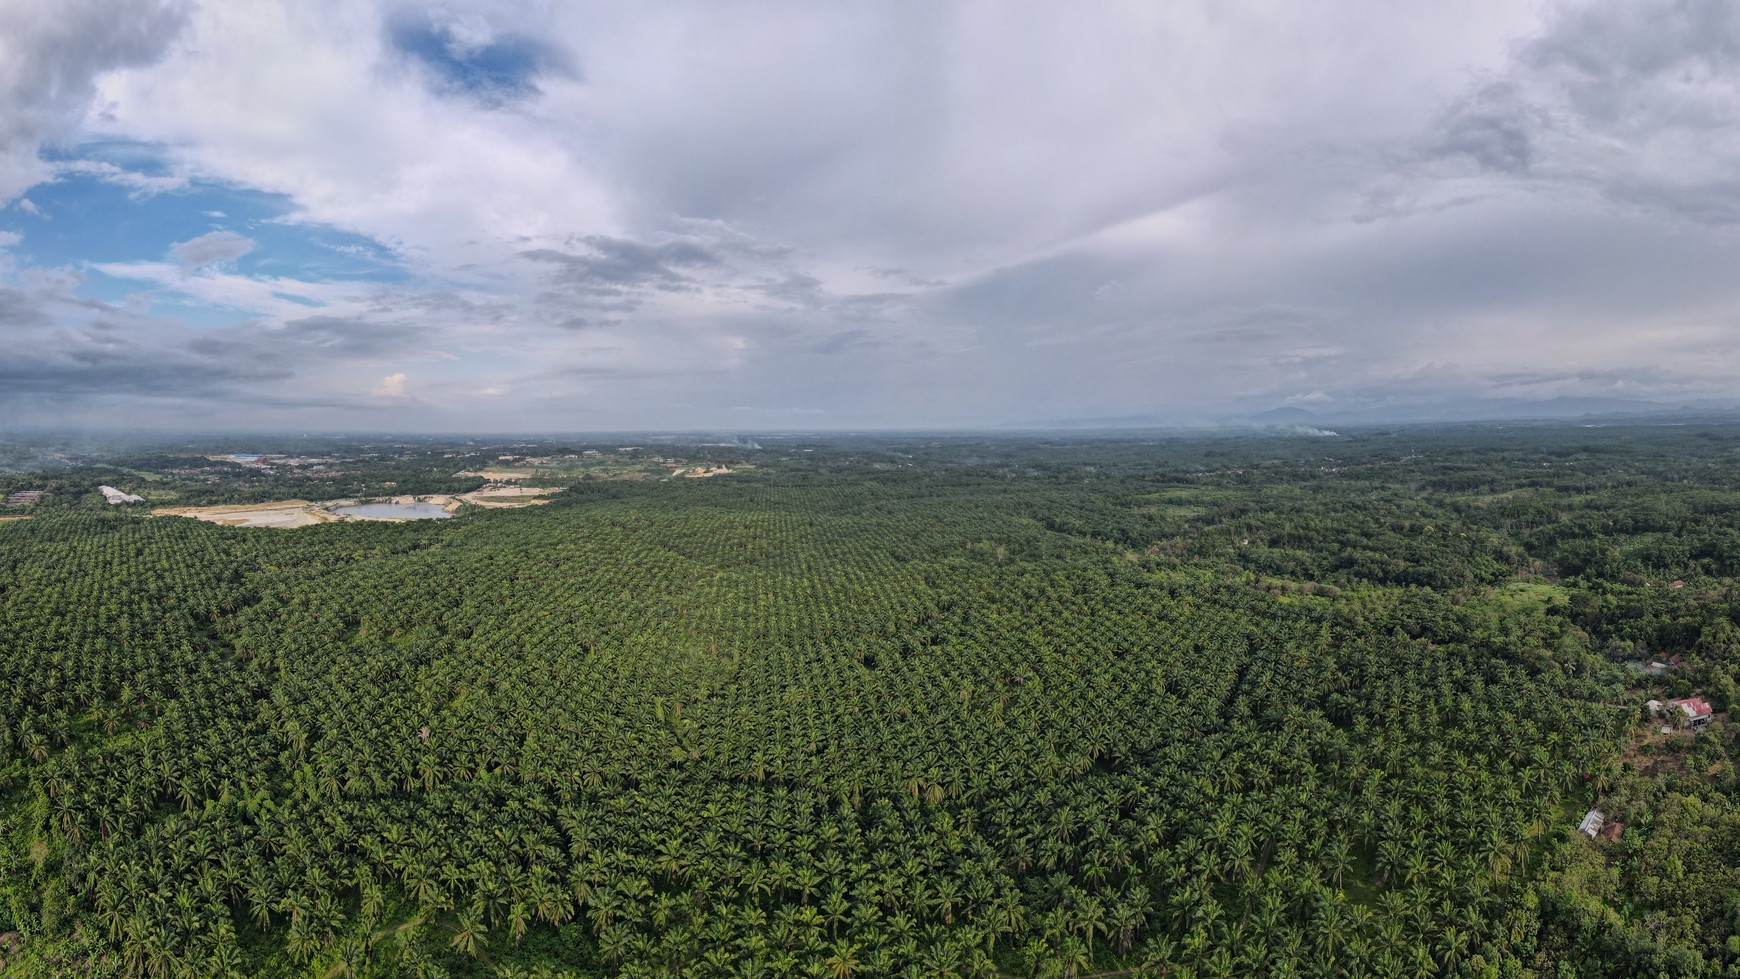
[1671,697,1714,730]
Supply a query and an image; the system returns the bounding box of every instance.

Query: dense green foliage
[3,424,1740,977]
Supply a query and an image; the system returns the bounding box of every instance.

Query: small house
[1671,697,1715,729]
[97,486,144,505]
[1578,810,1605,838]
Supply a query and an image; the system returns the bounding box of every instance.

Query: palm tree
[826,940,863,979]
[450,907,489,957]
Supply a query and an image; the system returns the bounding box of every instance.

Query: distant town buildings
[206,454,339,468]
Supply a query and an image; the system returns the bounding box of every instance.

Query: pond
[335,501,453,520]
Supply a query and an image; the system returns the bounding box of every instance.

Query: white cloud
[1403,0,1740,225]
[0,230,20,248]
[168,230,255,273]
[0,0,187,203]
[3,0,1740,429]
[57,159,187,196]
[374,371,408,398]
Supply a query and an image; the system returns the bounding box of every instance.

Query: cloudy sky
[2,0,1739,431]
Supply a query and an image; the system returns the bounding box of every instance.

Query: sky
[3,0,1740,432]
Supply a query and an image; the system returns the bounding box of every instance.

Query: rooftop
[1672,697,1714,718]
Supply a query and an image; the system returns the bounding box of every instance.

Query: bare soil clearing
[154,489,560,528]
[457,485,558,507]
[152,500,332,528]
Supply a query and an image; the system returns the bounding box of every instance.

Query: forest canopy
[2,423,1739,977]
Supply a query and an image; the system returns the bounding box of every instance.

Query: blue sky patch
[272,291,325,307]
[43,139,182,179]
[387,16,569,102]
[2,144,407,304]
[0,143,410,332]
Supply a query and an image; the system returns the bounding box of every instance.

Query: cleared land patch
[457,485,559,507]
[154,489,561,528]
[153,500,333,528]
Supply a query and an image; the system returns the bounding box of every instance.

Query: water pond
[335,501,453,520]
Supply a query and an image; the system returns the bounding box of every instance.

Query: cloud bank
[2,0,1740,431]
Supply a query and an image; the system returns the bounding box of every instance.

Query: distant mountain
[1386,396,1671,421]
[1240,397,1740,427]
[1245,406,1320,425]
[1003,414,1173,429]
[1007,397,1740,433]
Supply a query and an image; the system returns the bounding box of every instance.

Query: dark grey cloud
[369,288,516,324]
[1179,307,1334,346]
[187,315,422,364]
[552,316,620,331]
[1415,0,1740,223]
[809,328,877,356]
[0,271,455,425]
[1424,84,1536,175]
[522,362,726,383]
[1523,0,1738,98]
[0,287,56,328]
[0,315,288,401]
[519,235,721,306]
[12,1,1740,430]
[867,267,946,288]
[751,271,824,306]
